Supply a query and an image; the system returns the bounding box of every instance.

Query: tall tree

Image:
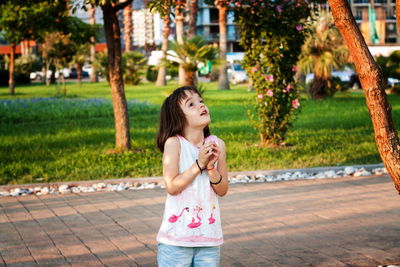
[148,0,187,85]
[175,4,187,86]
[123,2,133,52]
[328,0,400,193]
[216,0,230,90]
[0,0,67,95]
[101,1,133,151]
[188,0,199,38]
[297,10,349,99]
[89,4,99,82]
[156,14,171,86]
[169,35,217,86]
[79,0,134,151]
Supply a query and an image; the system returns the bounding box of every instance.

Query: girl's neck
[182,128,205,148]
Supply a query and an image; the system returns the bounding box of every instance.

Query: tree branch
[114,0,133,11]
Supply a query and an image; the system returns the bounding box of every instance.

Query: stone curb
[0,163,384,190]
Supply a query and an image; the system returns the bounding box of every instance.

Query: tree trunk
[61,72,66,96]
[185,70,196,87]
[21,40,30,58]
[50,64,56,84]
[77,63,83,87]
[156,15,171,86]
[217,3,230,90]
[175,5,186,86]
[310,75,330,99]
[89,4,98,83]
[247,78,254,92]
[329,0,400,194]
[123,2,133,52]
[102,3,131,151]
[8,44,16,95]
[45,61,50,86]
[397,0,400,40]
[188,0,198,38]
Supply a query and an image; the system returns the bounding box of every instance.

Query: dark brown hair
[156,86,210,152]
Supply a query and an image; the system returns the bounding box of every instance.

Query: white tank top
[156,135,224,247]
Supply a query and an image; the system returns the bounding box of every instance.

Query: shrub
[94,51,147,85]
[123,51,147,85]
[146,65,158,82]
[234,0,313,145]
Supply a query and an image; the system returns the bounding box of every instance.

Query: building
[196,0,240,52]
[132,9,162,48]
[72,0,162,50]
[349,0,398,45]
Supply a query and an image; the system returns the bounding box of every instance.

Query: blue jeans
[157,243,220,267]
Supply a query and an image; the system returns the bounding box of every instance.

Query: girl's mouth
[200,110,208,116]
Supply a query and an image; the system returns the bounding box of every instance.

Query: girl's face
[179,90,210,129]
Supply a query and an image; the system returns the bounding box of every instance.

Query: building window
[210,8,218,24]
[355,8,362,20]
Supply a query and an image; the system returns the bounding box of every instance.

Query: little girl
[156,86,228,267]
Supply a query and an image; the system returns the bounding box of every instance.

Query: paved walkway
[1,175,399,267]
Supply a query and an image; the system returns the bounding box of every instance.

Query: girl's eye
[189,103,193,107]
[200,100,204,103]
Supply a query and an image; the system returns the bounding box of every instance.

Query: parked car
[68,67,89,79]
[227,63,248,84]
[30,68,70,80]
[305,69,355,84]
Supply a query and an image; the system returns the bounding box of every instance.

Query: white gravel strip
[0,164,388,197]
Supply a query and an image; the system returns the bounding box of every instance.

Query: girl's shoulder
[164,136,181,151]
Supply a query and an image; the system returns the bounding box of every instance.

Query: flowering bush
[232,0,315,145]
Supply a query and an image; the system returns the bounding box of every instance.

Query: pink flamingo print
[208,204,216,224]
[168,207,189,223]
[187,206,202,228]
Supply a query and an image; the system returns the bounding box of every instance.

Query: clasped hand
[197,141,220,170]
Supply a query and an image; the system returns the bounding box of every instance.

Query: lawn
[0,80,396,185]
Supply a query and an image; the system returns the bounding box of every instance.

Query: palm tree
[169,36,217,86]
[216,0,230,90]
[123,2,133,52]
[298,11,349,99]
[156,14,171,86]
[188,0,199,38]
[175,4,186,86]
[89,4,98,82]
[72,44,89,87]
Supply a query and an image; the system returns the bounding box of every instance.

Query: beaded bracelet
[210,174,223,185]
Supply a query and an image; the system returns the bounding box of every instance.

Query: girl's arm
[162,136,201,195]
[208,139,229,197]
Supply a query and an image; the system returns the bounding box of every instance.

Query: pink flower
[296,24,303,31]
[285,84,292,92]
[235,0,242,7]
[292,98,300,109]
[276,5,283,14]
[266,90,273,97]
[258,94,264,99]
[250,66,258,72]
[292,65,297,72]
[265,75,274,82]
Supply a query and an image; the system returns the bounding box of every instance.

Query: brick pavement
[0,175,399,266]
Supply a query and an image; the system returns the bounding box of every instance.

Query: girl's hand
[206,142,220,169]
[198,142,216,169]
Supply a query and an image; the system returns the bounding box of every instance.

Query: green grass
[0,81,398,185]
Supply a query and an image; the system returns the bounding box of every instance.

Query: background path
[1,175,399,266]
